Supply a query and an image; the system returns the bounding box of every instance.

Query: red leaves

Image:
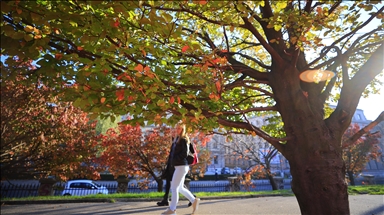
[55,53,63,60]
[134,64,144,72]
[111,18,120,28]
[141,49,146,57]
[113,19,120,28]
[342,123,381,176]
[115,89,125,101]
[215,81,221,93]
[181,45,189,53]
[211,58,221,64]
[1,79,102,180]
[170,96,175,104]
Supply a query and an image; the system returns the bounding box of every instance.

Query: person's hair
[175,122,190,143]
[175,122,187,137]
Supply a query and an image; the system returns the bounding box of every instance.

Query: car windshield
[92,181,101,187]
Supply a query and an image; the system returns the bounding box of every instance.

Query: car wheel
[63,193,71,196]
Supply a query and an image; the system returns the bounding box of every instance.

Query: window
[213,141,218,149]
[214,155,218,164]
[70,183,81,188]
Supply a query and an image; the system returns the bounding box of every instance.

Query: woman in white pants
[161,123,200,215]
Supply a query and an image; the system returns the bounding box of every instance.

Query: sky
[357,84,384,121]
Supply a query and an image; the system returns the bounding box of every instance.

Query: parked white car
[61,180,109,196]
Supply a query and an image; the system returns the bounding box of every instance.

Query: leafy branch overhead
[2,2,383,139]
[2,1,383,214]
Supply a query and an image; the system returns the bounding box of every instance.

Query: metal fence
[2,177,380,199]
[0,180,292,199]
[1,184,40,198]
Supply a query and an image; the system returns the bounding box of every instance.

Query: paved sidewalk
[1,195,383,215]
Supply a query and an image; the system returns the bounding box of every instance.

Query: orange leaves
[54,28,60,34]
[168,96,180,105]
[215,80,221,93]
[115,89,125,101]
[128,95,135,102]
[199,0,208,5]
[83,85,91,91]
[181,45,189,53]
[98,124,172,179]
[77,46,84,51]
[117,73,133,82]
[2,79,103,180]
[55,53,63,60]
[134,64,156,79]
[141,49,146,57]
[100,97,106,103]
[211,58,221,64]
[102,69,109,75]
[169,96,181,104]
[154,114,162,125]
[209,92,220,101]
[134,64,144,72]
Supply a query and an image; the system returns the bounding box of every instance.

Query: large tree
[342,123,382,185]
[97,124,210,191]
[1,1,384,214]
[226,132,281,190]
[0,78,102,181]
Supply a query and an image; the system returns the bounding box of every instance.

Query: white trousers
[169,165,196,210]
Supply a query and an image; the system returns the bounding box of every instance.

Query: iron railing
[1,180,292,198]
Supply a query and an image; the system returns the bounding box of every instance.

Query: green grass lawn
[2,185,382,201]
[347,185,384,195]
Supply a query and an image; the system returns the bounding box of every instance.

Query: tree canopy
[97,124,211,191]
[2,1,383,214]
[3,1,382,133]
[342,123,381,185]
[0,78,102,180]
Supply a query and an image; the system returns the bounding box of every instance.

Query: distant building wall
[204,107,384,173]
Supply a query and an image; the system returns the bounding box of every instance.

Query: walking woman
[161,123,200,215]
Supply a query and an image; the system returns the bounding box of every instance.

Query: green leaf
[24,34,33,42]
[69,21,78,27]
[274,24,282,31]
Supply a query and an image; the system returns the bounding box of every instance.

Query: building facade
[204,108,384,176]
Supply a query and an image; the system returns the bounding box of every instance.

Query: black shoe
[188,194,196,207]
[157,201,169,206]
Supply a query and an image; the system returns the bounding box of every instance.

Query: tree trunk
[266,174,278,190]
[287,141,350,215]
[347,170,355,186]
[156,178,164,192]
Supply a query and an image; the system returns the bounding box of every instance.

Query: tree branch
[342,111,384,148]
[240,17,285,66]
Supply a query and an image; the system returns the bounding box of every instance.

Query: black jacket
[170,137,189,167]
[162,149,175,181]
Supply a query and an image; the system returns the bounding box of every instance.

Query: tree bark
[269,64,351,214]
[287,146,349,215]
[347,170,355,186]
[266,174,278,190]
[156,178,164,192]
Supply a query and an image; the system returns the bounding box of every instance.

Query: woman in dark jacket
[161,123,200,215]
[157,145,194,207]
